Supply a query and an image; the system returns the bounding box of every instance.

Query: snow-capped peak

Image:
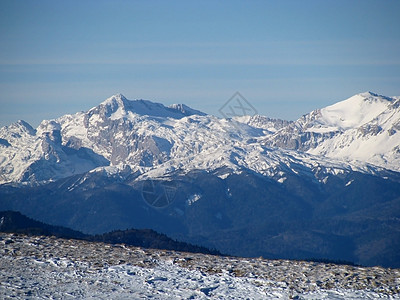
[5,120,36,136]
[99,93,127,106]
[262,91,400,171]
[319,91,393,130]
[92,94,205,120]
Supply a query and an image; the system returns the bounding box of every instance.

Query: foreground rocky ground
[0,233,399,299]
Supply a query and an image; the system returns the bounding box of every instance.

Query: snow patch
[218,173,230,179]
[345,180,354,187]
[277,177,287,183]
[187,193,202,206]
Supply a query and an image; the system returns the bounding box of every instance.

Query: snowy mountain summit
[0,94,207,185]
[0,92,399,185]
[96,93,205,120]
[263,91,400,171]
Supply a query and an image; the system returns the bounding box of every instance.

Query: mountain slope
[1,165,399,267]
[3,233,398,299]
[0,210,87,239]
[0,119,108,185]
[263,92,400,171]
[0,211,220,255]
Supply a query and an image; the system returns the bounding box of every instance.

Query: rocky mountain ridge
[1,92,399,186]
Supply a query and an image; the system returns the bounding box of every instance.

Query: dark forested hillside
[0,211,220,255]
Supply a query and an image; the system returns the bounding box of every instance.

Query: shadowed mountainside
[0,211,220,255]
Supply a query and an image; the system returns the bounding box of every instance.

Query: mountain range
[0,92,399,267]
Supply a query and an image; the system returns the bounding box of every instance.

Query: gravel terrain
[1,233,399,299]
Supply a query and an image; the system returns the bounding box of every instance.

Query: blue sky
[1,0,399,127]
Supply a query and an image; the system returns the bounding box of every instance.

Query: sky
[0,0,399,127]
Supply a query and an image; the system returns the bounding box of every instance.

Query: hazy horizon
[1,0,399,127]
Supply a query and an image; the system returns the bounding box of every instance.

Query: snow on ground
[1,233,399,299]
